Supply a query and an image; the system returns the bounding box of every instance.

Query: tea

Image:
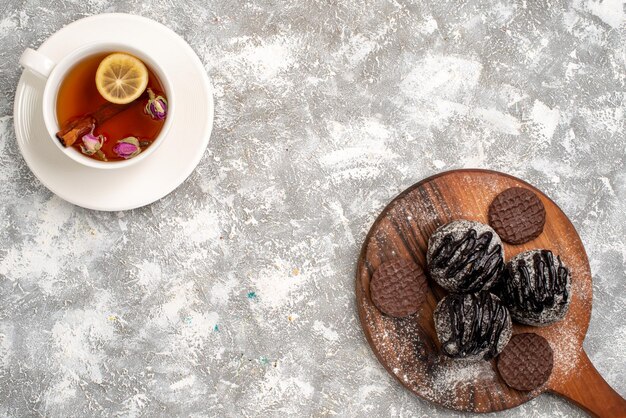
[56,52,167,162]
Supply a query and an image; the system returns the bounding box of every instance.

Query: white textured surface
[0,1,624,417]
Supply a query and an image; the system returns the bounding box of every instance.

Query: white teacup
[19,42,174,169]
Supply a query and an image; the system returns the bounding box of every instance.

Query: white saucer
[13,13,214,211]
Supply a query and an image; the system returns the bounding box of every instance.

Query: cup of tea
[19,42,174,169]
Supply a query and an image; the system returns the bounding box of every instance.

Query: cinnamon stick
[56,92,148,147]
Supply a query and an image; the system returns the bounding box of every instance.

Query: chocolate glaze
[501,250,569,315]
[430,228,504,293]
[441,292,510,360]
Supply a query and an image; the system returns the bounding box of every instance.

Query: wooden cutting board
[356,169,626,417]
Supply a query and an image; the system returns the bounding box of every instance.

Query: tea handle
[19,48,56,79]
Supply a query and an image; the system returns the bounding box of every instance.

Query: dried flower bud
[113,137,142,159]
[144,88,168,120]
[80,124,105,156]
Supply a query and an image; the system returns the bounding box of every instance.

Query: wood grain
[356,169,624,415]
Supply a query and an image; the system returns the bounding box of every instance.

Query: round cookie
[497,249,571,326]
[434,292,512,361]
[489,187,546,245]
[427,220,505,293]
[370,259,428,318]
[497,333,553,391]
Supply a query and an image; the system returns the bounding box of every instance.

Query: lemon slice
[95,53,149,104]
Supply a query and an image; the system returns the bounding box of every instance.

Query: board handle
[550,350,626,417]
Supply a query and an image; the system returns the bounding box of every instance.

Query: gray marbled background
[0,0,624,417]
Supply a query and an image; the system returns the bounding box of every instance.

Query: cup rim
[42,41,175,170]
